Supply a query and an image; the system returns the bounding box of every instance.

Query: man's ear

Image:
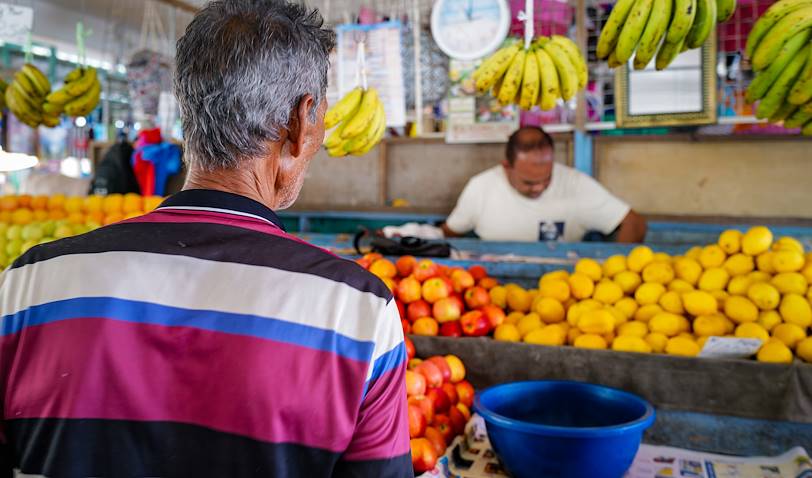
[501,159,512,170]
[289,94,316,158]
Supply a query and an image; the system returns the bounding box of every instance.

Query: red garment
[132,128,162,196]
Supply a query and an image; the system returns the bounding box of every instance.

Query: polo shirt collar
[158,189,286,231]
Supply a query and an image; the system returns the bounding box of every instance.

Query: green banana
[10,81,42,113]
[745,30,811,103]
[666,0,698,44]
[542,41,579,100]
[745,0,812,59]
[597,0,638,59]
[686,0,717,49]
[783,104,812,127]
[751,7,812,71]
[550,35,588,89]
[64,67,98,96]
[535,47,560,110]
[324,87,362,130]
[0,77,8,93]
[768,101,798,122]
[716,0,736,22]
[21,64,51,97]
[45,88,73,105]
[656,36,687,70]
[633,0,673,69]
[803,101,812,113]
[616,0,655,63]
[474,43,521,93]
[42,102,64,115]
[755,45,809,119]
[802,120,812,135]
[64,79,101,117]
[788,41,812,104]
[341,88,380,139]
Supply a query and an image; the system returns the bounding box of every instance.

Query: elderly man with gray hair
[0,1,412,477]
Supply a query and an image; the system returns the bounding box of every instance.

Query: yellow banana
[768,102,798,123]
[803,101,812,113]
[65,67,98,96]
[46,88,74,105]
[64,79,101,117]
[755,45,809,119]
[783,104,812,127]
[497,49,526,105]
[5,87,41,125]
[10,81,43,113]
[745,0,812,59]
[656,36,687,70]
[519,49,540,110]
[42,102,64,115]
[341,88,380,139]
[535,48,560,111]
[607,50,623,68]
[550,35,587,89]
[751,7,812,71]
[345,102,385,154]
[324,87,363,129]
[746,30,811,103]
[353,116,386,156]
[788,40,812,104]
[491,75,504,99]
[633,0,673,69]
[616,0,655,63]
[666,0,698,44]
[64,67,84,84]
[327,143,348,157]
[41,114,61,128]
[21,64,51,98]
[324,103,359,148]
[13,71,41,99]
[474,43,521,93]
[803,121,812,135]
[686,0,717,49]
[597,0,638,59]
[716,0,736,22]
[542,41,578,100]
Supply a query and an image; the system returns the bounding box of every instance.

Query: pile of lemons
[488,226,812,364]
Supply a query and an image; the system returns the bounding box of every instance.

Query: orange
[16,194,32,208]
[0,211,11,223]
[67,212,85,224]
[103,194,124,214]
[11,208,33,225]
[64,197,83,214]
[47,194,66,211]
[33,210,49,221]
[30,195,48,210]
[122,193,143,214]
[48,210,67,220]
[0,196,18,211]
[143,196,163,212]
[83,195,103,213]
[103,213,125,225]
[85,211,105,225]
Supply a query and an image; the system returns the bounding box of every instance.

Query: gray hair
[175,0,336,170]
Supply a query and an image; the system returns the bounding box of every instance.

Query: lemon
[507,287,532,312]
[742,226,773,256]
[779,294,812,328]
[685,246,702,260]
[748,283,780,311]
[567,327,583,345]
[772,323,806,349]
[683,291,718,316]
[724,296,758,324]
[797,337,812,363]
[539,270,569,284]
[489,286,508,308]
[566,299,602,326]
[758,310,782,332]
[575,258,603,282]
[710,290,730,309]
[642,262,675,285]
[614,271,642,294]
[665,336,700,356]
[668,279,694,293]
[574,334,608,350]
[524,324,567,346]
[635,304,663,322]
[698,268,730,291]
[593,280,624,305]
[808,285,812,303]
[607,306,628,327]
[772,250,804,273]
[577,309,615,334]
[612,336,652,354]
[635,283,666,305]
[718,229,743,254]
[653,252,672,263]
[615,297,639,319]
[674,258,703,285]
[699,245,727,269]
[727,276,753,296]
[693,315,728,336]
[773,236,804,254]
[538,279,571,303]
[505,311,525,325]
[534,297,566,324]
[627,246,655,273]
[748,271,772,283]
[645,332,669,353]
[723,254,755,277]
[756,252,776,273]
[696,336,710,349]
[528,289,539,302]
[517,313,543,337]
[771,272,808,295]
[568,272,595,299]
[659,291,685,314]
[801,262,812,284]
[734,322,769,341]
[494,324,521,342]
[602,255,627,278]
[649,312,688,337]
[603,331,616,345]
[618,321,649,338]
[756,341,793,363]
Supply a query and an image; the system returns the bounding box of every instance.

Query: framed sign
[615,35,717,128]
[0,3,33,45]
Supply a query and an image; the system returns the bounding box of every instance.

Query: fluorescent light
[115,120,125,129]
[31,46,51,56]
[74,116,87,127]
[0,146,38,172]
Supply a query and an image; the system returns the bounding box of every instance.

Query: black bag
[353,229,452,258]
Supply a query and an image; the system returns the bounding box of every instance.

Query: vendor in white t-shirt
[441,127,647,243]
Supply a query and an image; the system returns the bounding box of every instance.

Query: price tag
[698,336,763,359]
[0,4,33,46]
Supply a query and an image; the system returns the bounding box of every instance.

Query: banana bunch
[472,36,587,111]
[44,66,101,118]
[4,64,57,128]
[598,0,735,70]
[323,87,386,157]
[0,78,7,112]
[744,0,812,135]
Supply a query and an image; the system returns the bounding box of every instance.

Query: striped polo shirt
[0,189,412,478]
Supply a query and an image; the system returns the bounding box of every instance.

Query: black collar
[159,189,286,231]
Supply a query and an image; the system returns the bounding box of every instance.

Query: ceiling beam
[154,0,199,14]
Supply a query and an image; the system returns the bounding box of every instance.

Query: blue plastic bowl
[473,380,655,478]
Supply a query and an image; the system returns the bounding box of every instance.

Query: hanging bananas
[471,36,588,111]
[5,64,52,128]
[44,66,101,118]
[745,0,812,135]
[598,0,734,70]
[323,87,386,157]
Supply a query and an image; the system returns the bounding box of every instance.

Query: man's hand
[615,210,647,243]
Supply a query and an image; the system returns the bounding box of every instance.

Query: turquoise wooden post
[573,130,594,176]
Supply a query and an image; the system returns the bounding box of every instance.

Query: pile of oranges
[0,193,163,227]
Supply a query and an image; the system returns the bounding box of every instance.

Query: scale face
[430,0,511,61]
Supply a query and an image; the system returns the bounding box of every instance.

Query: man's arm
[441,223,464,238]
[442,179,481,238]
[615,210,647,243]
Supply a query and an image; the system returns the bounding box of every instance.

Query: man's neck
[183,163,279,211]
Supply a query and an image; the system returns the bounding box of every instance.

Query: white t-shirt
[445,164,630,242]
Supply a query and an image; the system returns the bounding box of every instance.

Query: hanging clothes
[132,128,181,196]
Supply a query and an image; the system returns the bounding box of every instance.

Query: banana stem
[519,0,535,50]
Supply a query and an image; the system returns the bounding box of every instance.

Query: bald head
[502,127,555,199]
[506,127,555,166]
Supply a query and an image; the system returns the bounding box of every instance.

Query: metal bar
[574,0,587,131]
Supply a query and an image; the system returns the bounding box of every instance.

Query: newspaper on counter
[418,414,812,478]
